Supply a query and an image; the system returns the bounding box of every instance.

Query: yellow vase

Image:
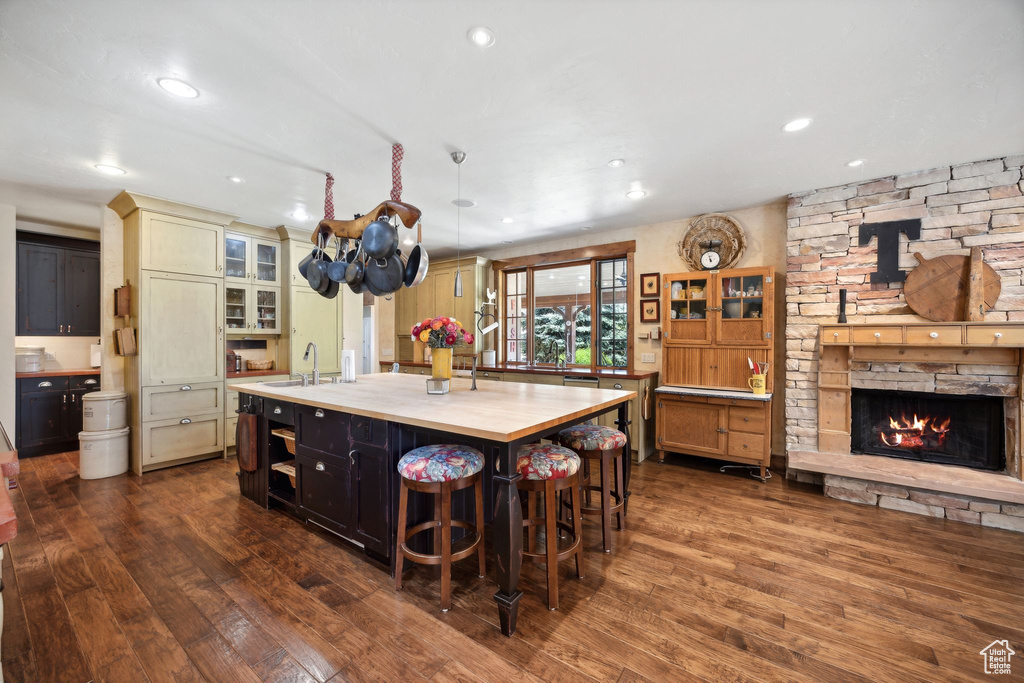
[431,347,453,380]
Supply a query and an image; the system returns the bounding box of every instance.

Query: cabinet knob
[874,332,881,338]
[315,409,325,418]
[929,332,938,339]
[180,418,191,424]
[833,332,839,338]
[38,381,52,388]
[180,385,192,391]
[613,383,623,389]
[273,406,282,415]
[84,379,97,385]
[995,332,1003,339]
[315,461,325,472]
[743,417,749,422]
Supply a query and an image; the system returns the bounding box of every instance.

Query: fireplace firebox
[851,389,1004,471]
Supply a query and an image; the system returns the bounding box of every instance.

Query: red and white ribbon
[390,143,404,201]
[324,173,335,220]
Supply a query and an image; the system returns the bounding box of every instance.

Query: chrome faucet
[303,342,320,386]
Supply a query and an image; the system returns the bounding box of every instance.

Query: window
[497,245,633,370]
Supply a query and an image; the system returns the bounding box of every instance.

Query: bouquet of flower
[412,316,474,349]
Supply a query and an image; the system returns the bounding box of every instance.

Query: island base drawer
[142,414,224,465]
[142,382,224,422]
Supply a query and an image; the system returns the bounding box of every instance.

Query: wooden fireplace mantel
[813,321,1024,482]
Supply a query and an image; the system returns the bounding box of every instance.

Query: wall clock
[678,213,746,271]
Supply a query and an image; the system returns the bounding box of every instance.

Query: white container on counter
[15,353,42,373]
[482,350,496,366]
[78,426,130,479]
[82,391,127,431]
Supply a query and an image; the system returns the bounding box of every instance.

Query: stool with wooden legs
[394,445,486,612]
[557,424,627,553]
[517,443,584,610]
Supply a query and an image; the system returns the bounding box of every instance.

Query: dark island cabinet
[292,404,392,559]
[17,237,100,337]
[16,374,101,456]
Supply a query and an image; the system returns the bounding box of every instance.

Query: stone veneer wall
[785,153,1024,454]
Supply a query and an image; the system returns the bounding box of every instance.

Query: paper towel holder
[340,355,357,383]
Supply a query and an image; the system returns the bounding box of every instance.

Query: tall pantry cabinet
[110,192,234,474]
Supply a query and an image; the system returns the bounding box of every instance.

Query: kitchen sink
[261,379,306,388]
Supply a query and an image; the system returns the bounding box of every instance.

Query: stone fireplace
[783,153,1024,532]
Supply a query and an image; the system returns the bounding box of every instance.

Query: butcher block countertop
[16,368,100,379]
[235,372,636,442]
[380,360,657,380]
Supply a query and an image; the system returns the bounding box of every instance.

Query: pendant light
[452,151,466,297]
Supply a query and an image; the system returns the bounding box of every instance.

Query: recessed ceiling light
[157,77,199,99]
[577,275,587,280]
[607,159,624,167]
[782,117,812,132]
[291,209,310,221]
[501,217,514,224]
[467,27,495,47]
[846,159,865,168]
[403,237,414,245]
[452,199,476,208]
[501,240,513,244]
[625,190,646,199]
[548,274,556,279]
[94,164,126,176]
[227,176,245,183]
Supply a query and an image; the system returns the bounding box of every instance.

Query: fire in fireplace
[851,389,1003,471]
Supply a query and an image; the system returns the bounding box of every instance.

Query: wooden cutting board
[903,247,1000,322]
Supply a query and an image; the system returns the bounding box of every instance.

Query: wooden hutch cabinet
[657,266,775,479]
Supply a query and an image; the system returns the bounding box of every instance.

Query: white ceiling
[1,0,1022,255]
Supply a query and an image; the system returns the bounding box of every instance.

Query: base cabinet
[656,392,771,474]
[16,374,101,457]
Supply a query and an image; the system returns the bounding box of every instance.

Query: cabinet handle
[63,394,67,404]
[180,418,191,424]
[180,385,192,391]
[348,449,357,465]
[315,461,325,472]
[84,379,97,385]
[38,381,52,388]
[613,383,623,389]
[743,417,749,422]
[874,332,881,338]
[929,332,938,339]
[716,427,727,434]
[833,332,839,338]
[273,406,282,415]
[60,324,64,333]
[995,332,1003,339]
[71,393,76,403]
[315,409,325,418]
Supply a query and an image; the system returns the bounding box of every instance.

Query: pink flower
[441,316,451,325]
[463,333,474,345]
[411,324,422,336]
[444,333,456,346]
[445,322,458,333]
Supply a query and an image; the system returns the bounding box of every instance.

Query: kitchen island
[233,372,635,636]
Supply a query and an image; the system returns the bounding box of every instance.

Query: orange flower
[418,329,430,342]
[430,320,443,330]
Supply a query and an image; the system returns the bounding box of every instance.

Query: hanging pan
[403,222,429,287]
[327,238,349,283]
[306,235,331,292]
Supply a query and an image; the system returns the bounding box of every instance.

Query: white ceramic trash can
[82,391,127,431]
[79,426,130,479]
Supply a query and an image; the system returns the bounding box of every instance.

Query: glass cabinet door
[715,272,769,346]
[254,287,280,333]
[225,234,249,283]
[226,286,247,330]
[665,274,711,344]
[254,240,280,287]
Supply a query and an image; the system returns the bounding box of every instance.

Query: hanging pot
[361,217,399,260]
[327,238,348,283]
[404,223,429,287]
[345,243,367,288]
[364,254,405,295]
[306,236,331,292]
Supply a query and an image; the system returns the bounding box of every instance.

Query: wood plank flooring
[3,451,1023,682]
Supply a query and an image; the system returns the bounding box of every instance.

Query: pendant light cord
[456,161,461,266]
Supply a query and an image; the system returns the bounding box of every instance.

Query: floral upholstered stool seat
[394,445,486,612]
[557,424,628,553]
[516,443,585,611]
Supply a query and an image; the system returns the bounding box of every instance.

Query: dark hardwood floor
[3,451,1023,682]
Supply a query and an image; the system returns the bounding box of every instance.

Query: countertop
[236,373,636,442]
[655,385,772,402]
[16,368,100,379]
[380,360,657,380]
[227,369,287,379]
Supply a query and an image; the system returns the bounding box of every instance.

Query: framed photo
[640,272,660,298]
[640,298,661,323]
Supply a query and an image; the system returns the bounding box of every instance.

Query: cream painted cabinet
[139,271,225,386]
[290,288,343,375]
[226,284,281,335]
[142,413,224,466]
[140,213,224,278]
[225,231,281,287]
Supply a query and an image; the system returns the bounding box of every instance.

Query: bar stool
[517,443,584,610]
[394,445,486,612]
[557,424,626,552]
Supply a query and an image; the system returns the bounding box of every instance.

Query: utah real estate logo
[980,640,1015,675]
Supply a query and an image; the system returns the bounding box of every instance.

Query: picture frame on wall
[640,272,660,298]
[640,298,661,323]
